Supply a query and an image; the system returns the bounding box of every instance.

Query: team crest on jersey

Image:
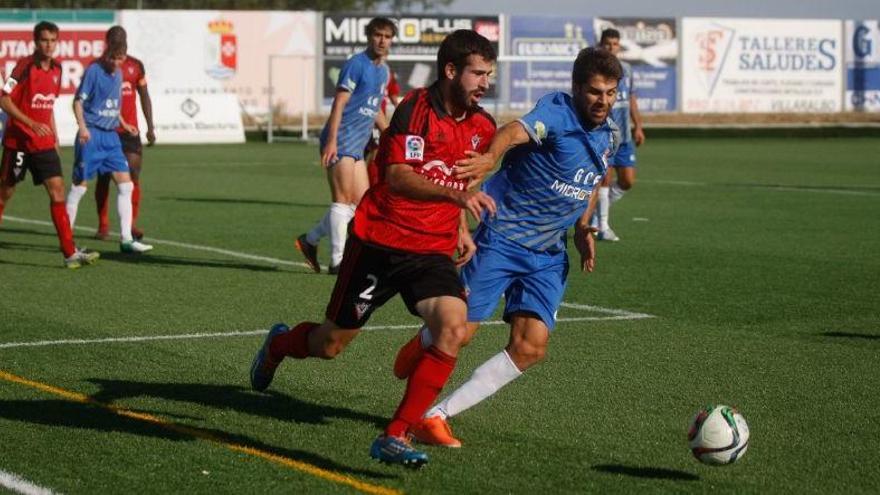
[405,135,425,161]
[534,121,547,140]
[471,134,481,150]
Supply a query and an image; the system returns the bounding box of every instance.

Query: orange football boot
[409,416,462,448]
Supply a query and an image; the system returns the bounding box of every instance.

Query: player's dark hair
[436,29,496,79]
[600,28,621,43]
[33,21,59,41]
[106,25,127,45]
[572,47,622,86]
[366,17,397,38]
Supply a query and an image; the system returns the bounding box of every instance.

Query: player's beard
[451,77,479,112]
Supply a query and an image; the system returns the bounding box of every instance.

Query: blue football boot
[250,323,289,391]
[369,435,429,469]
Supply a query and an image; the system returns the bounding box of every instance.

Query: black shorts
[0,147,62,186]
[118,132,143,155]
[325,234,466,329]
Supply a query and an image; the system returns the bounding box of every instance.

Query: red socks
[0,202,5,223]
[131,180,141,227]
[50,201,76,258]
[386,346,456,438]
[95,174,111,232]
[270,322,319,360]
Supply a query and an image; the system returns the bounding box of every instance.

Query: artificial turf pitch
[0,136,878,494]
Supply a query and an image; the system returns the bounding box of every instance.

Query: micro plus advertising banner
[322,14,501,105]
[119,9,318,122]
[845,20,880,111]
[681,18,843,113]
[594,18,677,112]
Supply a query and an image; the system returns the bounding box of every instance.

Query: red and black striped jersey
[353,83,496,256]
[1,55,61,152]
[117,55,146,133]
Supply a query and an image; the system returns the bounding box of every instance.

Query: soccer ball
[687,405,750,465]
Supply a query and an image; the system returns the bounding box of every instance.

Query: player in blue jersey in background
[65,38,153,253]
[392,47,623,447]
[593,28,646,242]
[296,17,394,275]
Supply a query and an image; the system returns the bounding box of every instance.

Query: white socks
[426,349,523,420]
[66,184,88,228]
[306,210,330,246]
[117,181,134,243]
[329,202,355,268]
[597,186,610,231]
[609,183,626,203]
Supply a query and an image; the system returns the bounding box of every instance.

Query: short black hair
[436,29,496,79]
[106,25,127,45]
[600,28,621,43]
[365,17,397,38]
[33,21,59,41]
[572,47,622,86]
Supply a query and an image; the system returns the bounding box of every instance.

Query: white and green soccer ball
[687,405,750,465]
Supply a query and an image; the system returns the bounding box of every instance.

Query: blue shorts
[73,127,128,182]
[319,126,365,163]
[611,140,637,167]
[462,226,569,331]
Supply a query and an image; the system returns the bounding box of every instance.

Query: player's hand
[456,190,496,221]
[574,222,596,273]
[456,227,477,267]
[146,128,156,146]
[78,127,91,144]
[634,126,645,147]
[29,121,52,137]
[123,122,138,136]
[321,141,338,168]
[454,150,496,183]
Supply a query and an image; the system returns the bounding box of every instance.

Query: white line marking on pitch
[0,309,654,350]
[0,469,59,495]
[641,180,879,197]
[4,216,309,269]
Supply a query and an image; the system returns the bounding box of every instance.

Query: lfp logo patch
[405,135,425,161]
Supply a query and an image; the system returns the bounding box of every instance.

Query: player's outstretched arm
[386,163,496,220]
[455,120,530,183]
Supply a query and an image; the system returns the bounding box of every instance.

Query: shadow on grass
[0,226,61,238]
[160,196,326,209]
[592,464,700,481]
[87,379,388,430]
[0,239,58,253]
[97,251,283,273]
[0,394,395,481]
[822,331,880,341]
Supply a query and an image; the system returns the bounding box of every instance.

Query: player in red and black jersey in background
[0,21,99,268]
[93,26,155,241]
[250,30,497,468]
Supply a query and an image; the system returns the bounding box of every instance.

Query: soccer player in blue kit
[296,17,394,274]
[65,39,153,253]
[594,28,646,242]
[392,47,623,447]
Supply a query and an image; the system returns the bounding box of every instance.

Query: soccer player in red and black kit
[250,30,498,468]
[0,21,99,268]
[93,26,155,241]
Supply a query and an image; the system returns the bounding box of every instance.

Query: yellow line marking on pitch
[0,370,401,495]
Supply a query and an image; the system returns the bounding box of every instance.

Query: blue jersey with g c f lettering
[320,51,389,160]
[75,62,122,131]
[481,91,618,253]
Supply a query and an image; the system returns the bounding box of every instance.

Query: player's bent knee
[508,341,547,369]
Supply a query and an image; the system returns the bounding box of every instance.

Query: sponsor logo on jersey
[405,135,425,161]
[419,160,466,191]
[31,93,55,110]
[354,302,371,320]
